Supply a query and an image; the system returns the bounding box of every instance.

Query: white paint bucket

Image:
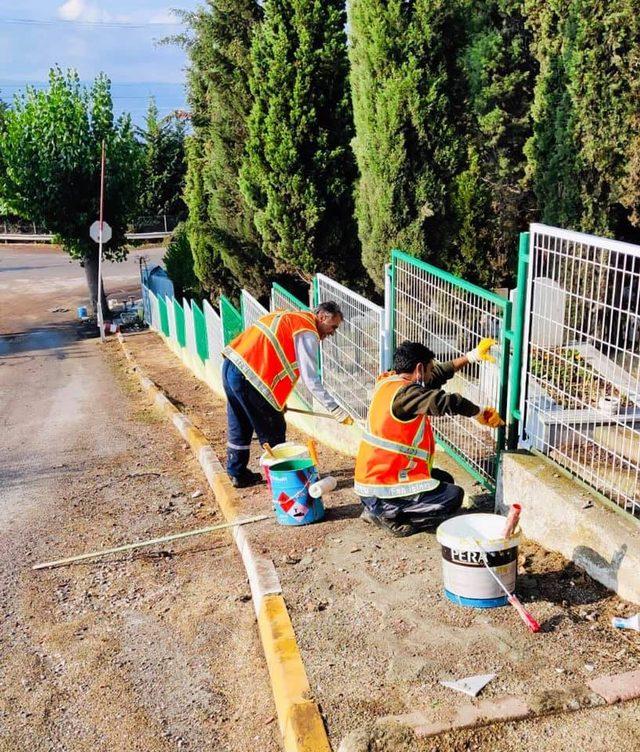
[436,513,520,609]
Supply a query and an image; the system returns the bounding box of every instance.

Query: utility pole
[97,140,106,343]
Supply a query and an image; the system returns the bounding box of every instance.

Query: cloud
[56,2,179,25]
[57,0,111,23]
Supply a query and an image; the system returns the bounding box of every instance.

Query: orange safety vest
[223,310,319,411]
[354,372,439,498]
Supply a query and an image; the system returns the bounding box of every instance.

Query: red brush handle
[508,594,541,633]
[503,503,522,538]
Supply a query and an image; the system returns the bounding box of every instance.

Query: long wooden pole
[285,406,337,420]
[33,514,270,570]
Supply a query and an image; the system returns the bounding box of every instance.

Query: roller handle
[508,594,541,633]
[503,503,522,538]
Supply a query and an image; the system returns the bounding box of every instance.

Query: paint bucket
[436,513,520,608]
[77,306,88,319]
[259,442,309,494]
[269,458,324,526]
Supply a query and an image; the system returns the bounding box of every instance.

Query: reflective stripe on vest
[354,372,439,498]
[223,310,318,411]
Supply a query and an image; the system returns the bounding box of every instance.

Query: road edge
[117,334,332,752]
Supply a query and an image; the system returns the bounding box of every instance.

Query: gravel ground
[125,330,640,752]
[0,253,279,751]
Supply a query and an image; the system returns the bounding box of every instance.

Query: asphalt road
[0,244,164,297]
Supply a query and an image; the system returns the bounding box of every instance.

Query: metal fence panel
[158,295,170,336]
[146,288,158,330]
[270,282,309,312]
[141,284,151,325]
[392,250,511,490]
[220,295,243,346]
[183,298,198,361]
[203,299,224,376]
[241,289,268,329]
[521,224,640,517]
[269,283,312,407]
[192,300,209,362]
[173,298,186,347]
[314,273,384,420]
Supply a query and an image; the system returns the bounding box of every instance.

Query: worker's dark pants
[361,468,464,529]
[222,359,286,479]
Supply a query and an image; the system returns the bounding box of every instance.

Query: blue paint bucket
[77,306,88,319]
[269,459,325,526]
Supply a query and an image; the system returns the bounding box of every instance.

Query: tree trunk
[83,249,110,320]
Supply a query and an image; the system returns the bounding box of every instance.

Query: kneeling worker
[223,302,353,488]
[354,340,504,536]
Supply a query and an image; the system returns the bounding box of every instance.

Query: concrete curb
[117,334,332,752]
[383,668,640,739]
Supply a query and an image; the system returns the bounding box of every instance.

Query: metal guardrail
[1,231,172,243]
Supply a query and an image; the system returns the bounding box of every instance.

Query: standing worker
[354,339,504,536]
[222,302,353,487]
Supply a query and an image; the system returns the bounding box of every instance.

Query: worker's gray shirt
[294,332,338,411]
[392,361,480,419]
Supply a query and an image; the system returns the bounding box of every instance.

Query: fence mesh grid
[241,289,268,329]
[393,252,507,488]
[315,274,383,420]
[522,225,640,517]
[203,299,224,377]
[269,284,313,408]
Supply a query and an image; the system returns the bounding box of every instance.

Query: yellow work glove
[466,338,498,364]
[475,407,505,428]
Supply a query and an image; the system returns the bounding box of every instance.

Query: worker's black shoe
[229,470,263,489]
[360,508,377,525]
[361,509,415,537]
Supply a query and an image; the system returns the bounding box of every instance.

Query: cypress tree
[183,0,270,297]
[452,0,536,287]
[349,0,466,289]
[137,98,187,219]
[525,0,640,238]
[240,0,360,282]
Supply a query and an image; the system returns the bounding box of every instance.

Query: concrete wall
[497,452,640,605]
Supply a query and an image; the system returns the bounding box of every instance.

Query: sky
[0,0,199,123]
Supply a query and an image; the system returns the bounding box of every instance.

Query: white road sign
[90,220,112,244]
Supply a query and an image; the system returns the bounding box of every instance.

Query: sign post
[90,141,111,342]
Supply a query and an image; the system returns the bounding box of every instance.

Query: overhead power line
[0,16,180,30]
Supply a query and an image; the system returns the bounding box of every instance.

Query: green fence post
[173,299,186,347]
[507,231,530,450]
[220,295,243,345]
[158,296,170,336]
[192,300,209,362]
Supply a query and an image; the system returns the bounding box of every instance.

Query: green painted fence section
[220,295,243,346]
[192,300,209,362]
[173,298,186,348]
[158,296,170,337]
[390,249,513,492]
[270,282,309,312]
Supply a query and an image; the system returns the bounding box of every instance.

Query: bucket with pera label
[269,458,324,525]
[436,513,520,608]
[260,442,309,494]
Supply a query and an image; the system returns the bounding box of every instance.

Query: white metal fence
[315,273,385,421]
[203,299,224,377]
[393,251,508,489]
[521,224,640,517]
[241,289,268,329]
